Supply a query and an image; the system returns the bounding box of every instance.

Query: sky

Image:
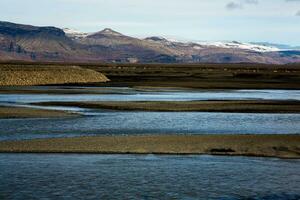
[0,0,299,45]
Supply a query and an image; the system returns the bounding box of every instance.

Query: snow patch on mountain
[251,42,300,51]
[99,28,123,36]
[63,28,89,39]
[148,36,280,52]
[198,41,280,52]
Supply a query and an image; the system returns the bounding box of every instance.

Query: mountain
[0,21,300,64]
[0,21,85,61]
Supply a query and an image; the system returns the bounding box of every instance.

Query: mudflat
[34,100,300,113]
[0,106,78,118]
[0,135,299,158]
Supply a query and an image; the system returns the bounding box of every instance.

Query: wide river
[0,154,299,200]
[0,87,300,140]
[0,87,300,199]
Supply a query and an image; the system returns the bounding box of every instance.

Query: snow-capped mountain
[1,21,300,64]
[197,41,280,52]
[63,28,124,39]
[97,28,123,37]
[147,37,281,52]
[63,28,284,53]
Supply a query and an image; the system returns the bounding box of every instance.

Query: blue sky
[0,0,299,45]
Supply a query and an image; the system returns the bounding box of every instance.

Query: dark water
[1,112,300,141]
[0,154,299,200]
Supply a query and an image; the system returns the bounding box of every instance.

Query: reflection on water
[0,154,299,200]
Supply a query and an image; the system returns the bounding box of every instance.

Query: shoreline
[0,135,299,159]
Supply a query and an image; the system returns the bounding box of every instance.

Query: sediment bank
[0,135,299,158]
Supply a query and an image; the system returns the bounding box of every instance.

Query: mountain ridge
[0,21,300,64]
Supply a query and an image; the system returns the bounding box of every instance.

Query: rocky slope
[0,21,300,64]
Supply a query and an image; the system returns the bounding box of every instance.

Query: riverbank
[34,100,300,113]
[0,135,299,158]
[0,106,78,118]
